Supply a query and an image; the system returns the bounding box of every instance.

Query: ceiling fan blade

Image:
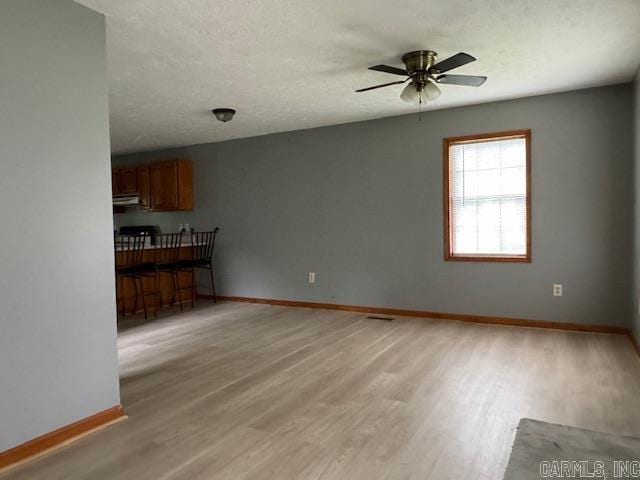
[368,64,408,76]
[355,79,407,92]
[436,74,487,87]
[430,52,476,74]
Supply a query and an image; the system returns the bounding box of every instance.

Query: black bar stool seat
[117,263,155,276]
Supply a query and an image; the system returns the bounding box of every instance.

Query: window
[443,130,531,262]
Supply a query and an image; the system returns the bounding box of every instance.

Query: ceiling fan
[356,50,487,104]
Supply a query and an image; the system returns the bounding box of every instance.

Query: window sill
[445,254,531,263]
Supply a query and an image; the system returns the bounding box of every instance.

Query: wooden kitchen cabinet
[120,167,138,194]
[111,167,121,196]
[137,166,151,210]
[112,166,138,195]
[148,159,193,211]
[148,163,164,208]
[112,159,193,212]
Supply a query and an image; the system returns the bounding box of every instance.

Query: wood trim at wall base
[201,295,630,336]
[0,405,125,472]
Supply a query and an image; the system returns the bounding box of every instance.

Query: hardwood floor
[3,302,640,480]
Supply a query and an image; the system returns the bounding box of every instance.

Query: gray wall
[114,85,633,327]
[0,0,120,451]
[633,70,640,340]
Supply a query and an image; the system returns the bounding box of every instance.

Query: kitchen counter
[114,235,203,251]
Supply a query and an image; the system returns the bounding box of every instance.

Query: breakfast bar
[114,229,218,317]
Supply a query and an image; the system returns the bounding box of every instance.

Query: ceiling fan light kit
[400,80,442,104]
[356,50,487,105]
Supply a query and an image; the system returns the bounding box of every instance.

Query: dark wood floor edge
[199,294,631,336]
[0,405,125,470]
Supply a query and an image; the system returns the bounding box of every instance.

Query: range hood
[113,195,139,206]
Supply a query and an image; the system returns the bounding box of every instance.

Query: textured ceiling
[76,0,640,154]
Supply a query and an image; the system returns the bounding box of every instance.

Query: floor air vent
[366,316,394,322]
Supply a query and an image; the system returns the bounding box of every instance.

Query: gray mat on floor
[503,418,640,479]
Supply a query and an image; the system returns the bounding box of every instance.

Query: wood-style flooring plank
[2,301,640,480]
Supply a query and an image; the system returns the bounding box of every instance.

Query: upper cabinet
[112,159,194,212]
[137,165,151,210]
[112,167,121,196]
[120,166,138,194]
[112,166,138,195]
[148,159,193,211]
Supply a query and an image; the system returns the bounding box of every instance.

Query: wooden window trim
[443,129,532,263]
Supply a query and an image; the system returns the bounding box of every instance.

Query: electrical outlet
[308,272,316,284]
[553,284,563,297]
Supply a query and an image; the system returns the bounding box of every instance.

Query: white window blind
[449,136,528,257]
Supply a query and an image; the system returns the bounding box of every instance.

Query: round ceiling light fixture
[212,108,236,123]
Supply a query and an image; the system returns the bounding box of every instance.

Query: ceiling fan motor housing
[401,50,437,74]
[401,50,438,91]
